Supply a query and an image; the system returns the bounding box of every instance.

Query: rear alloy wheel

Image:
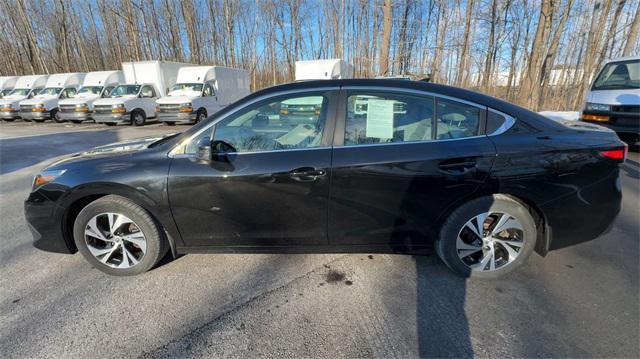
[132,111,146,126]
[196,109,207,123]
[74,195,168,276]
[436,195,536,278]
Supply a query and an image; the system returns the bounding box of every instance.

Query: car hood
[586,88,640,105]
[156,95,198,104]
[93,97,134,106]
[46,134,177,169]
[0,97,25,107]
[59,97,99,106]
[20,97,58,106]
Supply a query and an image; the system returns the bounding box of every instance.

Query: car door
[329,88,497,247]
[168,89,338,247]
[140,85,158,117]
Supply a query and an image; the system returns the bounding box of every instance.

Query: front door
[329,90,496,248]
[168,90,338,247]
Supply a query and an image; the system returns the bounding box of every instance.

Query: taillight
[600,144,627,162]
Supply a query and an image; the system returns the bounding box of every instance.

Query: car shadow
[0,130,121,175]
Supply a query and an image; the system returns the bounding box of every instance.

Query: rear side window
[345,92,435,145]
[436,99,480,139]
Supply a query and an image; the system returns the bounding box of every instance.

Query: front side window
[140,86,156,98]
[60,88,77,99]
[102,86,115,98]
[8,88,30,96]
[211,94,328,153]
[345,92,434,145]
[436,99,480,139]
[203,84,214,97]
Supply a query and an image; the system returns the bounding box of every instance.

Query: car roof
[247,79,562,131]
[604,56,640,63]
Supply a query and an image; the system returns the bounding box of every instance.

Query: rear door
[168,89,338,247]
[328,88,497,247]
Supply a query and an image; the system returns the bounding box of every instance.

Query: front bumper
[1,110,21,120]
[58,111,92,121]
[94,112,129,123]
[19,111,50,121]
[24,191,75,254]
[581,110,640,135]
[158,112,196,123]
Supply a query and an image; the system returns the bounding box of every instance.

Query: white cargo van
[0,76,18,98]
[93,61,194,126]
[294,59,354,81]
[156,66,250,125]
[0,75,49,121]
[58,71,124,123]
[19,72,85,122]
[581,56,639,142]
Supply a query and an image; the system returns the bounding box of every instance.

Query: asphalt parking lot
[0,120,638,358]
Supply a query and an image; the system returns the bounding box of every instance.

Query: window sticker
[366,99,395,139]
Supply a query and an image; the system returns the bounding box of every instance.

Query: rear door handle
[289,167,326,182]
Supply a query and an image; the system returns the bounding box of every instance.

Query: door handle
[290,167,326,182]
[438,160,477,175]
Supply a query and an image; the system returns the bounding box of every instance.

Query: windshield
[170,83,203,92]
[8,88,31,96]
[592,60,639,90]
[78,86,103,95]
[38,87,63,96]
[111,85,140,97]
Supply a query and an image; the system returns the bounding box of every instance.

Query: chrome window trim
[173,146,333,158]
[168,86,339,157]
[341,85,487,109]
[336,135,487,149]
[487,108,516,136]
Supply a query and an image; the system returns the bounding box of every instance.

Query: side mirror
[195,136,212,162]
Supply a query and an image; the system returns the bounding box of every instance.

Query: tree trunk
[378,0,392,76]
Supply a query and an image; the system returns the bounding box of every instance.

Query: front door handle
[290,167,326,182]
[438,160,477,175]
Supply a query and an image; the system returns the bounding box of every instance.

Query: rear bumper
[19,111,50,121]
[94,113,129,123]
[581,110,639,135]
[158,112,196,123]
[58,111,92,121]
[1,110,22,119]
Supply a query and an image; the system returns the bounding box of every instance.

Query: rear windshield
[592,59,639,90]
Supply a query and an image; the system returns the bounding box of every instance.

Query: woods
[0,0,638,111]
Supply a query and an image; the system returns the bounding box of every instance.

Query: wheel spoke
[87,245,114,257]
[495,239,521,260]
[491,214,523,235]
[472,250,494,271]
[122,233,146,253]
[458,248,482,259]
[119,246,131,268]
[122,246,139,266]
[98,243,120,264]
[109,214,131,235]
[464,213,487,240]
[86,217,109,242]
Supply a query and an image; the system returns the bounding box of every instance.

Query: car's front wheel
[436,195,537,278]
[73,195,168,276]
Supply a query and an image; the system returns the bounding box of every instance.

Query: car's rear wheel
[73,195,168,276]
[436,195,536,278]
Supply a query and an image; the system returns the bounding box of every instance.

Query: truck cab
[581,56,640,142]
[0,76,18,99]
[0,75,49,121]
[19,73,85,123]
[156,66,250,125]
[58,70,124,123]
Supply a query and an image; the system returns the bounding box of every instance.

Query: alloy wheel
[84,212,147,268]
[456,211,525,272]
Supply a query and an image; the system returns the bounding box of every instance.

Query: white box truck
[19,72,85,122]
[0,76,18,98]
[294,59,354,81]
[58,70,124,123]
[156,66,250,124]
[0,75,48,121]
[93,61,194,126]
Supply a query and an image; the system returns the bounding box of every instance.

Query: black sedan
[25,79,627,278]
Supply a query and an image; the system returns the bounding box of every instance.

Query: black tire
[436,194,537,279]
[33,119,45,123]
[131,110,146,126]
[3,119,15,122]
[51,109,64,123]
[73,195,168,276]
[105,122,117,126]
[164,121,176,126]
[71,120,84,124]
[196,108,207,123]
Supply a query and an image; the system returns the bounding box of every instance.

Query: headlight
[33,169,66,188]
[34,103,44,108]
[179,102,192,108]
[585,103,611,112]
[112,103,125,109]
[179,102,193,113]
[75,103,88,108]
